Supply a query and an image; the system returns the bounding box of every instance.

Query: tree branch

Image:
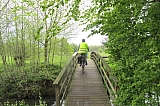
[0,0,11,11]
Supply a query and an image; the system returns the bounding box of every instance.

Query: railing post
[73,52,77,69]
[55,84,60,106]
[72,57,74,71]
[98,58,101,69]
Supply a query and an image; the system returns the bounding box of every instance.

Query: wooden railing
[90,51,118,102]
[53,52,78,106]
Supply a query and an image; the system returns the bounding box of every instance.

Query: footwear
[86,61,87,65]
[80,64,81,66]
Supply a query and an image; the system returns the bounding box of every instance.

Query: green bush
[0,64,62,99]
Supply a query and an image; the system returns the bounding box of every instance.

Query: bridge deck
[65,59,111,106]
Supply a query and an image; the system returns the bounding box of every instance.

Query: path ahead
[64,59,111,106]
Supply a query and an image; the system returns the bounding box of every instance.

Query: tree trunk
[44,38,49,63]
[0,31,7,68]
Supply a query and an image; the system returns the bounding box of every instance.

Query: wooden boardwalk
[64,59,111,106]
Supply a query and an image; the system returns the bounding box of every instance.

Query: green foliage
[0,64,62,98]
[80,0,160,105]
[89,45,104,52]
[2,0,160,105]
[0,0,80,101]
[35,26,44,40]
[70,43,78,52]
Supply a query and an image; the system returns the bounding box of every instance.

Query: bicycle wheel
[82,61,85,73]
[82,65,84,73]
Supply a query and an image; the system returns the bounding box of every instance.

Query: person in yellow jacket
[78,39,89,65]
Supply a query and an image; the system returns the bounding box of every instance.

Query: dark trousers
[78,55,87,65]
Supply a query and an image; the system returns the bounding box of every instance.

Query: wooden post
[98,58,101,69]
[55,84,60,106]
[72,57,74,70]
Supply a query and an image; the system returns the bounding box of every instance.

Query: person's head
[82,39,85,42]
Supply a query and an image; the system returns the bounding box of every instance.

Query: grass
[0,54,72,73]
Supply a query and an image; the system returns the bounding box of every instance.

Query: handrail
[90,51,118,103]
[53,52,79,106]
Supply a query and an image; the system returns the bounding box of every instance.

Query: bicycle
[80,54,86,73]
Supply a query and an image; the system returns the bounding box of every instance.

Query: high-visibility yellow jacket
[78,42,89,54]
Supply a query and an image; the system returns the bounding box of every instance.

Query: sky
[69,30,106,46]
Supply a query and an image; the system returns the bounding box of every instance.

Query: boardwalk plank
[65,59,111,106]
